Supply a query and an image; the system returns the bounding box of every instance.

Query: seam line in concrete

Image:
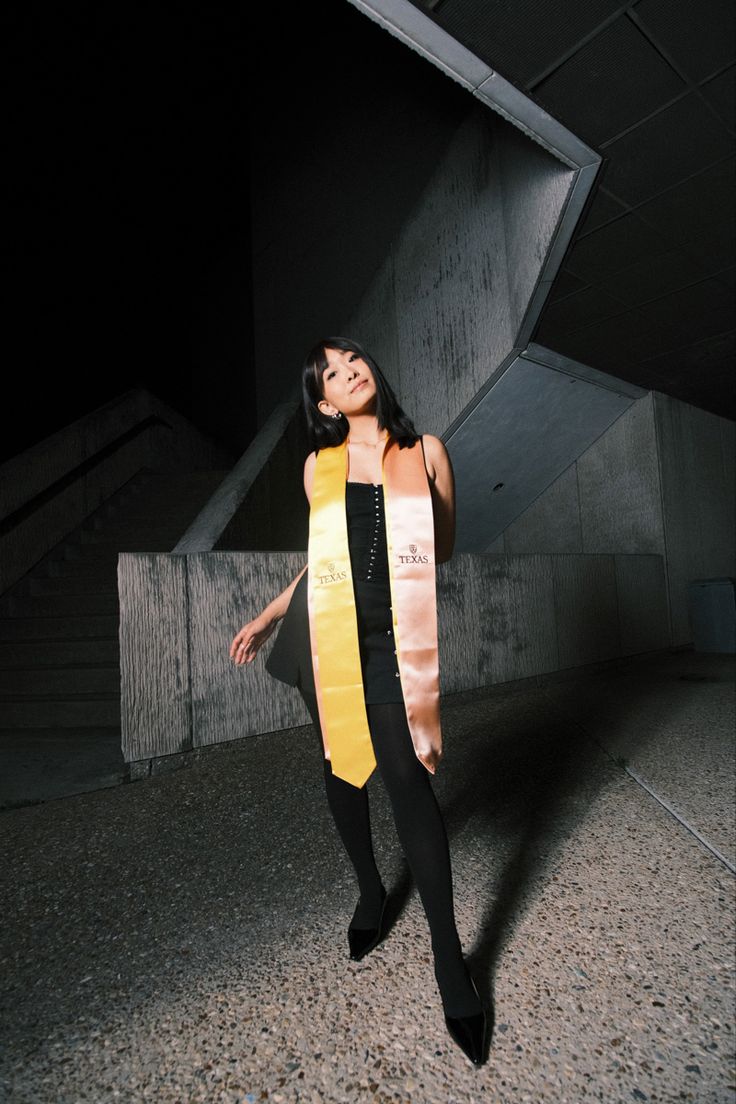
[623,765,736,876]
[540,687,735,876]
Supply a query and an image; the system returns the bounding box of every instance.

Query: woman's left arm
[422,434,455,564]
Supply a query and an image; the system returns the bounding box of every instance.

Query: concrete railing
[172,394,302,554]
[0,388,232,596]
[119,548,669,774]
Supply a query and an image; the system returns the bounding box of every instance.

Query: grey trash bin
[687,578,736,653]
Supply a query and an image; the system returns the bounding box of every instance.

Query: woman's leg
[367,701,481,1018]
[300,689,385,926]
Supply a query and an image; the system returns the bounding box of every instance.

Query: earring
[330,411,343,419]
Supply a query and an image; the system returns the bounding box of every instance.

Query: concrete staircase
[0,468,228,808]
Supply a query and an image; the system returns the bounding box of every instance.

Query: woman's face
[318,346,377,417]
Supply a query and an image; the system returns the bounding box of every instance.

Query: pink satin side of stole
[383,438,443,773]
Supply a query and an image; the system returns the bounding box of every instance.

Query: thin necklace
[347,431,389,447]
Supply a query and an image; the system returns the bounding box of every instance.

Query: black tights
[300,689,480,1017]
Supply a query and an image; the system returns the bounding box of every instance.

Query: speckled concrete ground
[1,649,734,1104]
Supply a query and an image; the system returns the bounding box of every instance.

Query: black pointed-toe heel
[347,886,388,961]
[444,976,488,1066]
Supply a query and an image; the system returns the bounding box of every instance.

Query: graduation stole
[307,434,442,788]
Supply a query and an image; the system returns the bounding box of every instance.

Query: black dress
[265,481,404,703]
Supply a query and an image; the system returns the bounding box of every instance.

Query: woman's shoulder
[420,433,444,452]
[418,434,447,482]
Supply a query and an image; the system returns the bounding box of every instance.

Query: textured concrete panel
[615,553,670,656]
[498,124,575,339]
[119,553,190,763]
[721,417,736,514]
[393,109,513,436]
[654,392,736,646]
[0,431,168,596]
[656,395,702,645]
[469,555,513,684]
[188,553,310,752]
[436,555,483,696]
[502,393,664,558]
[348,0,494,92]
[176,402,299,554]
[506,553,560,682]
[504,464,582,554]
[1,388,232,598]
[689,405,735,573]
[248,54,584,583]
[577,393,664,554]
[1,486,82,596]
[0,392,136,518]
[468,553,559,685]
[119,549,671,765]
[552,554,620,669]
[449,356,636,552]
[216,411,311,553]
[139,394,233,475]
[493,388,734,656]
[343,254,401,400]
[252,59,477,424]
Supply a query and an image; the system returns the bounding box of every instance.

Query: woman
[230,337,488,1066]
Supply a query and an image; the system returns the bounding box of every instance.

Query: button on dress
[265,482,403,703]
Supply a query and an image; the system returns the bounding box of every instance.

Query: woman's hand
[230,614,277,666]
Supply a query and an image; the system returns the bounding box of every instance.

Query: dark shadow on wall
[248,0,507,422]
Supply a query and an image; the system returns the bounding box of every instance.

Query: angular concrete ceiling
[403,0,736,421]
[346,0,652,551]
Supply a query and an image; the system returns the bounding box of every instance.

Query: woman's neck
[345,414,388,447]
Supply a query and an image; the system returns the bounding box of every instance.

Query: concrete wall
[494,390,735,646]
[0,389,233,596]
[251,46,483,424]
[215,406,311,552]
[251,39,572,440]
[119,547,669,767]
[654,393,736,644]
[341,107,514,437]
[497,125,575,340]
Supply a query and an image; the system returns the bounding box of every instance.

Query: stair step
[0,666,119,695]
[0,468,233,805]
[137,471,228,486]
[28,577,118,597]
[0,728,125,809]
[0,695,120,728]
[0,639,119,667]
[77,535,180,551]
[6,594,119,618]
[59,543,121,564]
[48,557,119,577]
[80,522,186,540]
[105,509,211,521]
[0,616,118,641]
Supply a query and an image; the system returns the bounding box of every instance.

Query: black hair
[301,336,420,452]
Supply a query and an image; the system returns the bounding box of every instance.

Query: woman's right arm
[230,451,316,666]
